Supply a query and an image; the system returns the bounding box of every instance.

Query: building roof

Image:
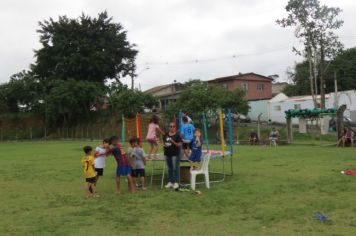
[144,84,172,94]
[208,72,273,83]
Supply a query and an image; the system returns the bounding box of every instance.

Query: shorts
[86,177,97,183]
[95,168,104,176]
[147,138,158,146]
[132,169,145,177]
[189,151,202,163]
[116,166,132,176]
[182,141,192,150]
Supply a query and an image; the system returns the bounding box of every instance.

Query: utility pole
[334,71,338,108]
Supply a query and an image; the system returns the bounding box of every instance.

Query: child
[81,146,98,198]
[189,129,203,170]
[94,138,110,184]
[127,137,147,190]
[146,115,164,159]
[181,116,195,159]
[110,136,136,194]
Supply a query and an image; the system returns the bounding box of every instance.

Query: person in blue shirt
[181,116,195,159]
[189,129,203,170]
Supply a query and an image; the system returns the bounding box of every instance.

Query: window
[274,105,281,111]
[241,83,248,91]
[294,104,301,109]
[257,83,264,91]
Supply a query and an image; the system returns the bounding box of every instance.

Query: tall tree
[33,11,138,85]
[277,0,343,108]
[165,81,249,119]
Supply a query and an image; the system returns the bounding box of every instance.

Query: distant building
[248,90,356,124]
[144,83,185,111]
[207,73,273,101]
[272,82,288,96]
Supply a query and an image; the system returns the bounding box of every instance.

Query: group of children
[81,136,146,197]
[146,115,203,169]
[81,114,203,197]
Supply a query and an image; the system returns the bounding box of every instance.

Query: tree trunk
[320,39,326,109]
[307,47,317,108]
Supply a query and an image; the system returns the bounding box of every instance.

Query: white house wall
[268,99,319,124]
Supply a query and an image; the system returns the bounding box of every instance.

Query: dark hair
[182,116,188,123]
[195,128,202,133]
[83,146,92,154]
[103,138,110,144]
[129,137,139,145]
[109,136,119,144]
[149,115,159,124]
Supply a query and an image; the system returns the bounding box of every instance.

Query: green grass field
[1,141,356,236]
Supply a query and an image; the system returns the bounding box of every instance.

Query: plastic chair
[190,153,211,190]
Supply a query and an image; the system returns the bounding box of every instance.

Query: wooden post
[286,118,293,143]
[29,127,33,140]
[336,105,347,139]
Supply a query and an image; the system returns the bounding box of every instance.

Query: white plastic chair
[190,153,211,190]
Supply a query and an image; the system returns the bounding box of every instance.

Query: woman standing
[163,122,182,189]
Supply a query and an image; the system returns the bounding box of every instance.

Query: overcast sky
[0,0,355,90]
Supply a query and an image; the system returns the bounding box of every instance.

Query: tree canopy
[33,11,138,85]
[284,47,356,96]
[165,81,249,119]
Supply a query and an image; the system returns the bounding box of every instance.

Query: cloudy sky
[0,0,355,90]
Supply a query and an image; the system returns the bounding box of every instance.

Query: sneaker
[165,182,173,189]
[173,183,179,189]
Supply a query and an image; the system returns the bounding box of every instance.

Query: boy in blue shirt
[181,116,195,159]
[189,129,203,170]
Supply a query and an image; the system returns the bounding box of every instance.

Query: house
[207,72,273,101]
[272,82,288,96]
[248,90,356,124]
[144,83,185,111]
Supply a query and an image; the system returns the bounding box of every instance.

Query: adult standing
[163,122,182,190]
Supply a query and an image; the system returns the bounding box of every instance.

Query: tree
[330,47,356,90]
[165,81,249,119]
[0,70,42,113]
[108,83,158,117]
[45,79,104,128]
[33,11,138,85]
[284,47,356,96]
[277,0,343,108]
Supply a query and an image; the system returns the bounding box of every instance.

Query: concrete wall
[248,100,269,121]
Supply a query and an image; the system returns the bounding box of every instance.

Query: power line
[139,46,291,67]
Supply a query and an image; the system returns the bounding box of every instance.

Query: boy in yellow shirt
[81,146,98,198]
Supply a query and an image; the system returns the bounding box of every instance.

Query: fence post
[286,118,293,143]
[29,127,33,140]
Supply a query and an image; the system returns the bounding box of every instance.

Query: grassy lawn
[1,141,356,235]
